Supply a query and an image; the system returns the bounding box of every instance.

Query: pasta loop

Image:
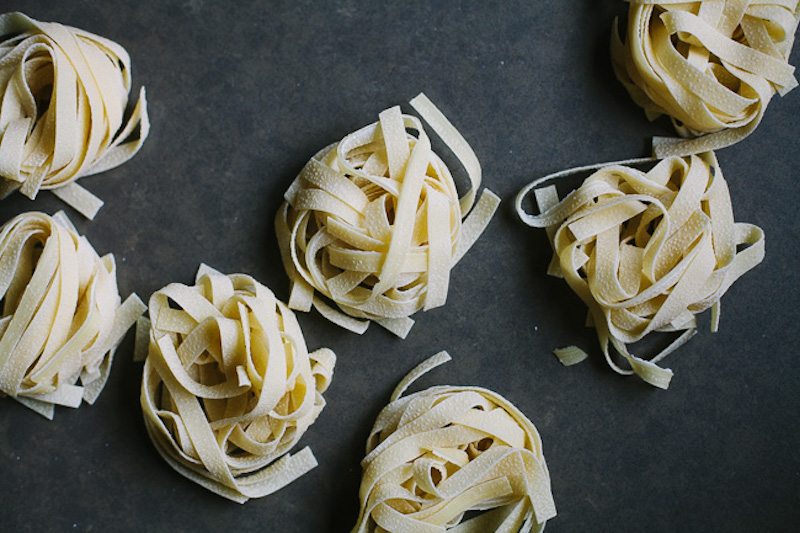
[140,265,336,503]
[0,12,150,219]
[353,351,557,532]
[276,94,500,338]
[0,211,145,419]
[612,1,800,156]
[516,153,765,389]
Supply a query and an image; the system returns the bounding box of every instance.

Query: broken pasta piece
[612,1,800,157]
[0,12,150,219]
[353,351,557,533]
[140,265,336,503]
[552,346,588,367]
[515,152,764,389]
[0,211,145,419]
[276,93,500,339]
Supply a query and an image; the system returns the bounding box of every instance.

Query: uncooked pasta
[0,12,149,219]
[0,211,144,418]
[516,153,764,388]
[276,94,500,338]
[139,265,336,503]
[353,351,557,532]
[612,1,799,156]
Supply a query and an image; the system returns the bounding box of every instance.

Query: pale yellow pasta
[353,351,557,533]
[552,346,588,367]
[0,211,145,419]
[139,265,336,503]
[516,153,764,389]
[276,94,500,338]
[0,12,149,219]
[612,0,800,157]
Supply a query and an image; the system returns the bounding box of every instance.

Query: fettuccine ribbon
[276,94,500,338]
[353,351,557,532]
[612,0,800,157]
[0,12,149,219]
[0,211,145,419]
[516,152,764,389]
[139,265,336,503]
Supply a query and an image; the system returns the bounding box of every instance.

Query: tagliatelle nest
[516,152,764,389]
[0,211,145,419]
[0,12,149,219]
[353,352,557,533]
[612,0,800,157]
[276,94,500,339]
[139,265,336,503]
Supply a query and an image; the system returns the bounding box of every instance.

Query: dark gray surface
[0,1,798,531]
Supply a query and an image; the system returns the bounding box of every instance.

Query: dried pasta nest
[139,265,336,503]
[612,1,800,156]
[0,12,149,219]
[0,211,144,419]
[516,152,765,389]
[276,94,500,339]
[353,352,557,532]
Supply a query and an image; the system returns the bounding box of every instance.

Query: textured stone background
[0,1,798,531]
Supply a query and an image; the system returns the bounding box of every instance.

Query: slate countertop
[0,1,797,531]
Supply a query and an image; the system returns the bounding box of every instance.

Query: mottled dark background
[0,1,797,531]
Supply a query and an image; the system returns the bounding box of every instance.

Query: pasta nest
[0,211,144,419]
[0,12,149,219]
[517,152,764,389]
[276,94,499,338]
[612,0,800,156]
[353,352,557,533]
[140,266,336,503]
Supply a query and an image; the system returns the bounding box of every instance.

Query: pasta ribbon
[516,153,764,389]
[0,211,144,419]
[276,94,500,338]
[612,1,800,157]
[139,265,336,503]
[0,12,149,219]
[353,351,557,532]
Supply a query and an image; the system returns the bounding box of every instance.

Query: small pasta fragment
[353,351,557,532]
[612,1,800,156]
[516,152,764,389]
[553,346,588,367]
[276,94,500,338]
[0,12,150,219]
[140,265,335,503]
[0,211,145,419]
